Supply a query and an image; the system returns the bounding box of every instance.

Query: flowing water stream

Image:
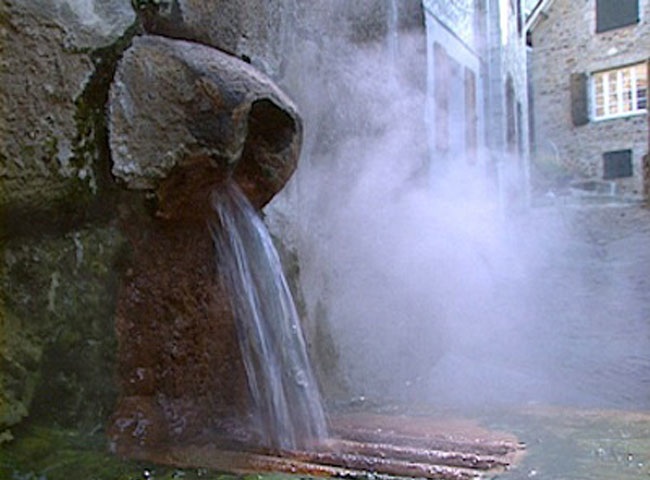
[209,181,328,452]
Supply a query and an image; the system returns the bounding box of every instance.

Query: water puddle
[479,406,650,479]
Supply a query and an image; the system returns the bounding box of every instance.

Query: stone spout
[106,34,304,449]
[109,34,302,217]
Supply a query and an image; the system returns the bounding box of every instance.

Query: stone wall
[488,0,531,205]
[1,0,304,447]
[1,0,432,450]
[422,0,530,206]
[529,0,650,196]
[0,0,136,442]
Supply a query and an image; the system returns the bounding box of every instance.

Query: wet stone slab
[112,413,525,480]
[3,407,649,479]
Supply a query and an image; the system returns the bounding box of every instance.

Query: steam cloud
[266,7,650,413]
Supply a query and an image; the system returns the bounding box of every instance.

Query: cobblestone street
[513,200,650,409]
[427,199,650,411]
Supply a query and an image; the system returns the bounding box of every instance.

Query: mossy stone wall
[0,0,136,441]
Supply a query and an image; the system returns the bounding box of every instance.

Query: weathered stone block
[108,210,249,450]
[0,0,135,224]
[109,34,301,210]
[133,0,286,77]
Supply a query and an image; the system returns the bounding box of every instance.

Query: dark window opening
[528,69,536,153]
[465,67,478,164]
[603,149,633,179]
[596,0,639,33]
[639,86,647,110]
[506,75,516,153]
[516,101,524,159]
[434,42,449,152]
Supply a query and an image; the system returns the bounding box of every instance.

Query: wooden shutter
[434,42,449,152]
[570,73,589,127]
[506,76,516,152]
[464,67,478,164]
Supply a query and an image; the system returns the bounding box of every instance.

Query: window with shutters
[596,0,639,33]
[592,63,647,120]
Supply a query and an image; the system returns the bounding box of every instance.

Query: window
[592,63,647,120]
[506,75,516,152]
[603,150,633,179]
[464,68,478,164]
[596,0,639,33]
[434,42,449,152]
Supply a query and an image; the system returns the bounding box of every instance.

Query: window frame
[590,63,648,121]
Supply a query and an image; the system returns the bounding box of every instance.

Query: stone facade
[423,0,531,206]
[528,0,650,196]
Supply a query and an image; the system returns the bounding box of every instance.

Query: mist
[266,4,650,415]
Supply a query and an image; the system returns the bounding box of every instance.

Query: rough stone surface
[109,209,249,449]
[21,0,136,49]
[134,0,287,77]
[0,0,135,220]
[133,0,425,81]
[0,0,137,444]
[106,22,305,454]
[109,34,301,209]
[0,226,126,440]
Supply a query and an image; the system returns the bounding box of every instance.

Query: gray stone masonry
[530,0,650,196]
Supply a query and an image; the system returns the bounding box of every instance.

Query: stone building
[423,0,531,205]
[527,0,650,197]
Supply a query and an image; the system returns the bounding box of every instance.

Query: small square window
[603,149,633,179]
[596,0,639,33]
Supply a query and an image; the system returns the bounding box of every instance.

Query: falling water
[209,181,328,452]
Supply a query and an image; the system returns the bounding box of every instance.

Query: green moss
[71,21,139,201]
[0,425,315,480]
[0,225,127,436]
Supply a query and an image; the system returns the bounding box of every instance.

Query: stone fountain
[0,1,524,478]
[103,3,524,478]
[107,33,307,450]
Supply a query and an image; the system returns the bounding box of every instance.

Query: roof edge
[526,0,557,31]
